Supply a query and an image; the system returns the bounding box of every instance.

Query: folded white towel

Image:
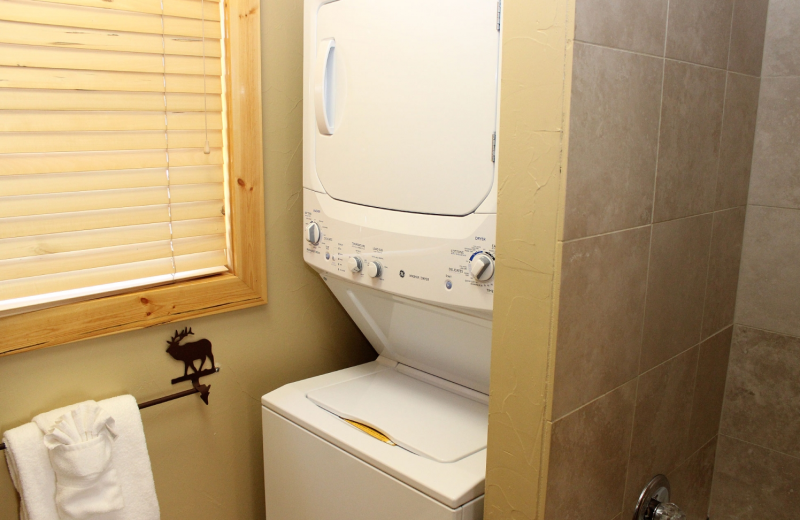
[3,422,57,520]
[43,402,117,448]
[40,402,125,519]
[3,395,160,520]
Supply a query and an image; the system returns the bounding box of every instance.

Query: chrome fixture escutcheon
[633,475,687,520]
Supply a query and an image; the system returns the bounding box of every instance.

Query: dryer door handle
[315,38,336,135]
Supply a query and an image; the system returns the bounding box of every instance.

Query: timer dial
[469,252,495,282]
[348,256,363,273]
[306,221,321,245]
[367,261,382,278]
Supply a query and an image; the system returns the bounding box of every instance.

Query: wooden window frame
[0,0,266,357]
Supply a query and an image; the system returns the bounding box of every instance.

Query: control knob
[348,256,363,273]
[305,221,321,245]
[366,261,382,278]
[470,252,495,282]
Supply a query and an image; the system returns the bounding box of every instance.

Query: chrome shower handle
[652,502,686,520]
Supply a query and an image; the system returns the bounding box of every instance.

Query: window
[0,0,265,355]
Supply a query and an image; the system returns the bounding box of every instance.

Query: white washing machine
[262,0,501,518]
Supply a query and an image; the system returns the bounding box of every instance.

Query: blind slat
[0,205,169,240]
[0,0,221,38]
[170,200,225,221]
[170,165,225,185]
[169,216,226,238]
[0,250,227,302]
[0,89,222,112]
[171,183,225,204]
[0,201,222,239]
[0,148,223,176]
[0,111,222,132]
[0,184,223,218]
[0,234,225,281]
[172,235,226,256]
[0,240,174,281]
[174,249,227,274]
[0,43,222,75]
[0,217,224,261]
[0,223,170,261]
[0,66,222,94]
[0,20,222,57]
[0,257,176,300]
[0,187,171,218]
[0,166,223,196]
[0,88,222,112]
[31,0,221,20]
[0,130,224,153]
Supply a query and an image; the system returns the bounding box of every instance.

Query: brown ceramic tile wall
[546,0,767,517]
[710,0,800,515]
[710,435,800,520]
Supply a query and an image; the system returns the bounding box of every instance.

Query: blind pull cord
[202,0,210,154]
[161,0,177,277]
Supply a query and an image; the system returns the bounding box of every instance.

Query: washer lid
[313,0,500,216]
[307,368,488,463]
[262,360,486,508]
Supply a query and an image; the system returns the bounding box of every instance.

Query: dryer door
[314,0,499,216]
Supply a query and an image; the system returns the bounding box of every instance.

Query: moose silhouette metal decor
[166,327,219,405]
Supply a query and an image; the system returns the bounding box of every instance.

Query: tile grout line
[552,325,734,424]
[648,22,669,234]
[733,322,800,341]
[656,209,722,227]
[671,433,719,475]
[725,0,736,73]
[682,327,703,473]
[713,205,749,215]
[574,40,760,78]
[704,321,737,342]
[700,61,730,339]
[701,0,738,342]
[685,128,722,466]
[562,204,749,245]
[710,4,773,509]
[719,433,800,461]
[652,208,732,226]
[711,41,732,217]
[561,223,651,244]
[726,0,769,361]
[748,202,800,212]
[638,326,730,378]
[618,224,652,515]
[619,3,671,513]
[711,324,742,512]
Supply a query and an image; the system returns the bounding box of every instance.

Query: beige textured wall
[543,0,768,519]
[0,0,376,517]
[483,0,575,516]
[711,0,800,515]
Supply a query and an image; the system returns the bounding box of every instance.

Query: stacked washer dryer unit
[262,0,500,518]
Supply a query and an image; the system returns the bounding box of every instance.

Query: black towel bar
[0,369,218,452]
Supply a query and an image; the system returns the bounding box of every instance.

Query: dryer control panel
[303,190,495,313]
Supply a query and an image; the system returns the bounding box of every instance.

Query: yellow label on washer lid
[342,418,397,446]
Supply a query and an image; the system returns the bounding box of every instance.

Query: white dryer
[262,0,501,518]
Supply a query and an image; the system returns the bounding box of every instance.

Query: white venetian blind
[0,0,230,316]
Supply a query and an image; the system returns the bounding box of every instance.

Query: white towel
[3,395,160,520]
[41,402,125,519]
[4,422,56,520]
